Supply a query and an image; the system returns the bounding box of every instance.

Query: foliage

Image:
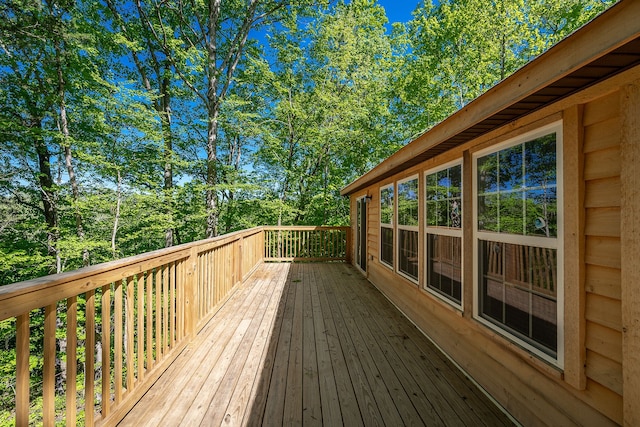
[395,0,616,134]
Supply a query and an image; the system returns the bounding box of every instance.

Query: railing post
[185,246,198,338]
[345,227,353,264]
[237,236,243,286]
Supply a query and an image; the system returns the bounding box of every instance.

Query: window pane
[499,192,524,234]
[426,164,462,230]
[435,200,448,227]
[380,187,394,225]
[427,234,462,304]
[525,134,556,188]
[479,240,557,355]
[478,152,498,193]
[435,170,448,199]
[399,230,418,280]
[381,227,394,266]
[398,178,418,226]
[450,165,462,197]
[525,188,557,237]
[478,194,498,232]
[450,198,462,228]
[426,173,437,198]
[477,133,557,238]
[499,144,523,191]
[426,200,437,227]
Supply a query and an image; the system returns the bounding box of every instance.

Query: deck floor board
[120,263,514,426]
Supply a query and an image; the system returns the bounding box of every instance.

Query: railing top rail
[0,226,264,321]
[263,226,350,231]
[0,225,351,321]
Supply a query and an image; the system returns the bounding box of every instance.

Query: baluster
[101,284,112,416]
[85,291,95,425]
[67,296,78,425]
[16,313,30,426]
[43,304,56,425]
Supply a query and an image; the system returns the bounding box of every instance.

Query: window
[397,176,419,281]
[380,184,394,268]
[474,123,563,365]
[425,162,463,307]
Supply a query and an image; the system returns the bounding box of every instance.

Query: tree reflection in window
[426,164,462,228]
[398,178,418,227]
[477,133,556,237]
[380,184,394,267]
[380,186,394,225]
[425,164,463,306]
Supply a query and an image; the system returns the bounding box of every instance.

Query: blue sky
[377,1,420,26]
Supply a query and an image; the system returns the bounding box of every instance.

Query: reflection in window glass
[427,234,462,304]
[425,165,462,229]
[399,229,418,280]
[425,163,463,308]
[380,186,394,225]
[381,227,394,267]
[477,133,557,237]
[398,178,418,226]
[380,184,394,268]
[479,240,558,355]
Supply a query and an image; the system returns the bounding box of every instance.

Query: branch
[6,187,44,214]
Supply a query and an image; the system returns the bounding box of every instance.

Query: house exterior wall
[348,65,640,426]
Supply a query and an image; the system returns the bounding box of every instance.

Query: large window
[425,162,463,307]
[397,176,419,281]
[474,123,562,365]
[380,184,394,268]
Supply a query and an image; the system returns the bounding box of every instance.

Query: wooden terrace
[120,262,512,426]
[1,226,512,426]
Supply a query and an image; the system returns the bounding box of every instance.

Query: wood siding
[350,74,639,425]
[583,90,624,422]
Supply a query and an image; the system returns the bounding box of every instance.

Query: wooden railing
[263,226,351,262]
[0,226,348,426]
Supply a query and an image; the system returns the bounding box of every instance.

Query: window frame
[424,160,464,310]
[379,183,395,269]
[472,121,564,368]
[396,175,419,283]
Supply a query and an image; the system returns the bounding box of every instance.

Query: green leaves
[396,0,616,135]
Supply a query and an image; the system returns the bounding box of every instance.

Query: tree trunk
[33,120,60,274]
[55,39,89,266]
[111,169,122,258]
[205,106,220,238]
[205,0,222,238]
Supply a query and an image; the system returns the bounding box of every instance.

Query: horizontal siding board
[585,208,620,237]
[585,265,621,300]
[585,177,621,208]
[583,118,620,153]
[586,321,622,363]
[584,147,621,180]
[585,293,622,332]
[586,350,622,396]
[582,91,620,126]
[584,379,623,425]
[585,236,621,269]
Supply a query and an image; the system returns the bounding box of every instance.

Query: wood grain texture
[563,104,586,390]
[120,263,511,427]
[620,80,640,426]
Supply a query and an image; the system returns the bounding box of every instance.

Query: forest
[0,0,615,285]
[0,0,619,422]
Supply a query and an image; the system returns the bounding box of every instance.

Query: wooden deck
[119,263,514,426]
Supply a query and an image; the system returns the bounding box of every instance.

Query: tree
[255,0,403,225]
[132,0,318,237]
[398,0,616,136]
